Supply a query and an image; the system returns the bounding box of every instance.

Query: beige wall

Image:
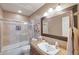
[0,7,29,21]
[2,23,10,46]
[0,8,3,19]
[3,11,29,22]
[0,8,3,51]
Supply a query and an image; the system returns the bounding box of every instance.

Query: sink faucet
[55,42,59,49]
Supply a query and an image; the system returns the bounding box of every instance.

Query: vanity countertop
[31,40,67,55]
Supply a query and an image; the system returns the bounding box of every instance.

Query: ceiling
[0,3,45,16]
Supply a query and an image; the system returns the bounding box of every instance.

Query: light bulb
[18,10,22,13]
[43,12,48,17]
[56,5,62,11]
[24,22,28,24]
[48,8,53,13]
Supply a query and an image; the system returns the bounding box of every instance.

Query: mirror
[43,13,70,36]
[41,10,73,41]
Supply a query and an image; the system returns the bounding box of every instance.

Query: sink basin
[37,42,60,55]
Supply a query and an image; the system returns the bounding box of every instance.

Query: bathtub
[0,41,30,55]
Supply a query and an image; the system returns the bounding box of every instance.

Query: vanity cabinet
[31,40,67,55]
[31,45,41,55]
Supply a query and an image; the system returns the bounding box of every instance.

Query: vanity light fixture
[18,10,22,13]
[43,4,62,17]
[55,4,62,11]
